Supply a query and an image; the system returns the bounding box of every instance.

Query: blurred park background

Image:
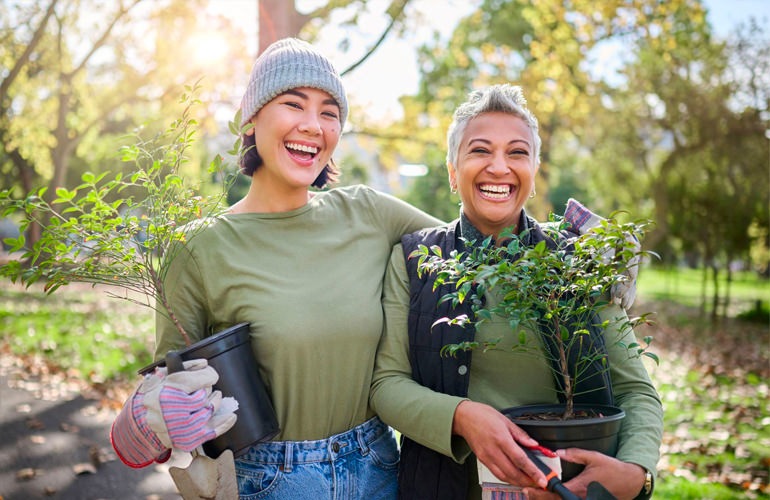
[1,0,768,498]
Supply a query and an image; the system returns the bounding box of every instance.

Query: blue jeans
[235,417,399,499]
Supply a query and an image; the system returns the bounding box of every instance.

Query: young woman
[111,37,441,499]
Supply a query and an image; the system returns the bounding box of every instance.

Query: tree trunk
[258,0,309,52]
[710,263,720,322]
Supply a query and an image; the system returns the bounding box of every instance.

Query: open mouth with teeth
[286,142,319,160]
[478,183,513,200]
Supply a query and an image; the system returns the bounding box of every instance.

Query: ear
[447,162,457,192]
[244,118,256,136]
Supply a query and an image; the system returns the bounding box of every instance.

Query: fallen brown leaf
[15,467,37,481]
[72,462,97,475]
[25,417,44,430]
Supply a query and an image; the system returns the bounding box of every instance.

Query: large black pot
[502,403,625,481]
[140,322,279,458]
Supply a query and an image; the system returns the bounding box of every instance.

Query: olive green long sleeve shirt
[154,185,441,441]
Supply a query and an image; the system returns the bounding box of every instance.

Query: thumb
[209,412,237,437]
[508,422,539,449]
[556,447,595,465]
[165,365,220,393]
[207,391,238,437]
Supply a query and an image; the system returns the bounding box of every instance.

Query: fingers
[556,447,596,465]
[165,365,220,392]
[453,401,554,488]
[160,386,217,451]
[204,391,239,437]
[522,487,560,500]
[556,449,648,499]
[207,390,223,411]
[507,422,539,449]
[611,280,636,309]
[181,358,209,371]
[209,411,237,437]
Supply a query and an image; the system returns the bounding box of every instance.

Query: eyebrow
[282,88,339,108]
[467,138,531,148]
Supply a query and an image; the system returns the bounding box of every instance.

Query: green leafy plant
[411,215,659,419]
[0,84,242,346]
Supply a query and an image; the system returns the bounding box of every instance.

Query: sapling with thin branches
[410,215,659,420]
[0,84,242,346]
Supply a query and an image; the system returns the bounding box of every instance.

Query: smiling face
[448,112,539,237]
[247,87,342,203]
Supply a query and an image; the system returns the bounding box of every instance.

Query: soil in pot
[502,403,625,481]
[141,322,280,458]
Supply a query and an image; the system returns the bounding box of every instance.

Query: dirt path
[0,355,188,500]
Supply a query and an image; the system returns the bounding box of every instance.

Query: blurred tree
[260,0,413,76]
[388,0,704,220]
[384,0,768,298]
[399,146,458,222]
[583,11,769,315]
[0,0,417,249]
[0,0,253,215]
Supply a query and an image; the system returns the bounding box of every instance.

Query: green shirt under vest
[370,241,663,499]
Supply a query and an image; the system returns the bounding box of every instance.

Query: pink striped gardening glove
[111,359,237,468]
[142,359,237,452]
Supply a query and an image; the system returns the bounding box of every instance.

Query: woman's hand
[523,448,646,500]
[452,400,547,489]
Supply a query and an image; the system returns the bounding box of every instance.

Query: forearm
[371,373,465,458]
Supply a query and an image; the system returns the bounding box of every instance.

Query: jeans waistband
[236,417,389,471]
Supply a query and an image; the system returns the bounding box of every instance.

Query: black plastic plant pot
[502,404,625,481]
[140,322,280,458]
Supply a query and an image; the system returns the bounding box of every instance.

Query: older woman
[369,84,663,500]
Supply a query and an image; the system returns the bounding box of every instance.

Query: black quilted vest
[397,217,613,500]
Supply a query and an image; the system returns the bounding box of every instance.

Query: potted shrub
[0,86,278,458]
[411,214,658,480]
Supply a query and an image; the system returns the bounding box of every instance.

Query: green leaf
[54,187,75,202]
[643,352,660,365]
[4,235,25,252]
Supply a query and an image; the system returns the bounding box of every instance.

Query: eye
[283,101,303,110]
[322,109,339,120]
[470,147,490,154]
[509,148,529,157]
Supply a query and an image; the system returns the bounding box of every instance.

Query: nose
[298,113,322,136]
[485,152,509,175]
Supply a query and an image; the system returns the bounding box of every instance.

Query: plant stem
[553,316,574,420]
[147,262,191,346]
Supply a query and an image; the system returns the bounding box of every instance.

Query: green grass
[636,268,770,499]
[637,265,770,316]
[0,285,155,382]
[656,478,761,499]
[654,365,769,498]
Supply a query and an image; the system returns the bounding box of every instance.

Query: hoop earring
[530,188,536,198]
[450,182,457,194]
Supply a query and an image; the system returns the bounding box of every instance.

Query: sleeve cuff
[110,393,171,468]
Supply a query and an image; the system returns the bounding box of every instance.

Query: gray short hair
[446,84,541,168]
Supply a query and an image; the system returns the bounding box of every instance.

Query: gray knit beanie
[239,38,348,129]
